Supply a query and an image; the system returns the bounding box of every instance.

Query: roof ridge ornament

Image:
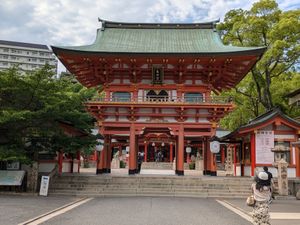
[98,18,106,30]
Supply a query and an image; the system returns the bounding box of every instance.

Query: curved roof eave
[51,45,266,57]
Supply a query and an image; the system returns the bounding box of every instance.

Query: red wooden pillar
[129,124,137,175]
[94,150,98,161]
[295,145,300,178]
[97,149,105,174]
[208,141,217,176]
[250,133,256,176]
[106,147,112,173]
[221,146,225,164]
[233,144,237,176]
[144,143,148,162]
[203,139,208,175]
[76,151,81,173]
[176,125,184,175]
[170,143,173,162]
[102,138,107,173]
[119,145,122,157]
[58,151,63,174]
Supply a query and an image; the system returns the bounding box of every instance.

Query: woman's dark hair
[255,176,267,190]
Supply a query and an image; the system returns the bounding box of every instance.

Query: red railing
[89,96,233,104]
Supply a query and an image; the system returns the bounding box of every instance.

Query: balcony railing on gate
[89,96,233,104]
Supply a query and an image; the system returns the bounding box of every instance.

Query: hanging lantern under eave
[126,146,130,153]
[186,146,192,153]
[95,144,104,152]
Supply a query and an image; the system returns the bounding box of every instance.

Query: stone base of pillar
[96,169,104,174]
[203,170,211,175]
[105,168,111,173]
[210,171,217,176]
[176,170,184,176]
[128,169,136,175]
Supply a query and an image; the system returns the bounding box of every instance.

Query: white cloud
[0,0,297,73]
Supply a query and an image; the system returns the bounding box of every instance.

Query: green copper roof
[52,20,265,54]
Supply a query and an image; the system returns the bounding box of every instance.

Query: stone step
[50,175,253,198]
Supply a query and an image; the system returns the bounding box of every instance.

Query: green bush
[120,160,126,168]
[189,162,195,170]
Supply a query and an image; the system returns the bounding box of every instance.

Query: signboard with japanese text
[255,130,274,164]
[39,176,50,196]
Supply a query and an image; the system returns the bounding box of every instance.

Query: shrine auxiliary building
[52,19,265,176]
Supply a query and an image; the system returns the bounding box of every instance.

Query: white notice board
[255,131,274,164]
[39,176,50,196]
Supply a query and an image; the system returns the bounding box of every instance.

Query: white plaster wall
[164,117,177,122]
[139,108,152,113]
[274,134,295,139]
[199,109,208,113]
[38,163,56,173]
[111,79,121,84]
[186,109,196,114]
[136,117,150,122]
[123,79,130,84]
[186,117,196,122]
[106,108,115,113]
[244,166,251,176]
[138,90,143,99]
[141,79,151,84]
[198,118,209,122]
[119,108,128,113]
[164,80,175,84]
[161,109,176,114]
[105,116,116,121]
[184,80,193,84]
[62,162,71,173]
[255,166,295,178]
[195,80,203,84]
[119,116,129,121]
[73,161,79,173]
[236,165,241,176]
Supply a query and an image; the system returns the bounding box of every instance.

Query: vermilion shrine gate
[52,19,265,176]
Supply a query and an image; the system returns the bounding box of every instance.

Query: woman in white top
[251,171,272,225]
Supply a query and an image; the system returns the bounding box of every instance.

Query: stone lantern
[271,143,289,196]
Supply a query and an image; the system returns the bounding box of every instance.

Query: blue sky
[0,0,299,72]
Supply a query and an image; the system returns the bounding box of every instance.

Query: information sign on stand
[39,176,50,196]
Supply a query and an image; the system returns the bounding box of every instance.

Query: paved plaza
[1,194,300,225]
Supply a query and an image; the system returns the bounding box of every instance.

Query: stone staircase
[141,162,173,170]
[49,174,253,198]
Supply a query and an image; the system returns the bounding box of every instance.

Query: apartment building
[0,40,57,72]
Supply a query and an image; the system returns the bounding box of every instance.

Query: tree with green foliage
[218,0,300,130]
[0,65,97,164]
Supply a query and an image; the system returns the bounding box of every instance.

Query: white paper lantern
[186,147,192,153]
[95,144,103,151]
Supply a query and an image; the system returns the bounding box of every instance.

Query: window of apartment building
[11,56,17,60]
[2,62,8,66]
[39,52,44,56]
[32,51,37,55]
[32,58,37,62]
[28,58,31,62]
[40,59,45,63]
[27,51,30,55]
[2,48,9,52]
[11,49,17,53]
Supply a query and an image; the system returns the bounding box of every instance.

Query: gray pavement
[0,194,78,225]
[1,194,300,225]
[40,197,250,225]
[224,198,300,225]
